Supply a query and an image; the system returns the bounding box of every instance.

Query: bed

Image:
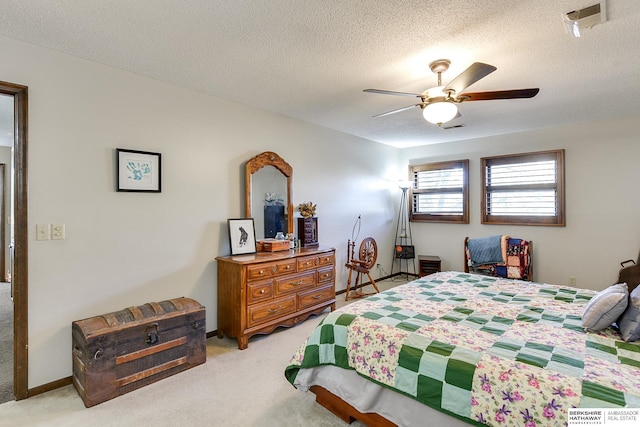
[285,271,640,426]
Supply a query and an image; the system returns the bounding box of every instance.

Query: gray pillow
[582,283,628,332]
[618,285,640,342]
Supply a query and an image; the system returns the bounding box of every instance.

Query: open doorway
[0,81,28,401]
[0,92,12,403]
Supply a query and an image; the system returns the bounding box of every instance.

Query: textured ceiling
[0,0,639,148]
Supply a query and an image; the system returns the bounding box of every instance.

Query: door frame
[1,81,28,400]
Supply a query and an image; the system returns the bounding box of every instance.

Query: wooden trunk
[72,297,206,407]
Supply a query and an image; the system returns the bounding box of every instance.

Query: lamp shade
[422,86,458,125]
[423,101,458,125]
[397,180,413,190]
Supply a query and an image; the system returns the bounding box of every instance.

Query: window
[481,149,565,226]
[409,159,469,223]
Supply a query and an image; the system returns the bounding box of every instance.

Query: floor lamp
[391,180,415,278]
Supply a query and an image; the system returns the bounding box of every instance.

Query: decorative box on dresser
[297,217,319,248]
[216,246,336,349]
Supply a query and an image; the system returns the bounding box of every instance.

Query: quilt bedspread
[285,271,640,426]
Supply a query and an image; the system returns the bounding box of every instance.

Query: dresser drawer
[247,263,275,281]
[316,253,335,268]
[275,259,296,275]
[275,271,315,295]
[297,255,317,272]
[317,266,334,284]
[298,284,334,310]
[247,279,273,305]
[247,296,296,327]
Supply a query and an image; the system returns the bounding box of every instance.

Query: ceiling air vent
[564,1,607,37]
[443,124,466,130]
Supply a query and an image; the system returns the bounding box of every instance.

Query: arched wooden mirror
[245,151,293,241]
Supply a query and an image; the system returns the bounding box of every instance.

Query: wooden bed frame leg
[310,385,397,426]
[312,385,355,423]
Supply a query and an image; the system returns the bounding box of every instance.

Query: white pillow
[582,283,628,332]
[618,285,640,342]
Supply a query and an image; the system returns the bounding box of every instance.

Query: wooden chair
[464,236,533,281]
[345,237,380,300]
[619,257,640,294]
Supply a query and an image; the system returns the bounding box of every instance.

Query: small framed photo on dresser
[228,218,257,255]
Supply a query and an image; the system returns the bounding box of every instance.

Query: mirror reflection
[245,151,293,242]
[252,166,287,240]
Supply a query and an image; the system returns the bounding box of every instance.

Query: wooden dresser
[216,246,336,349]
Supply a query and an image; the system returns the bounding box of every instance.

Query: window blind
[481,150,565,226]
[409,159,469,223]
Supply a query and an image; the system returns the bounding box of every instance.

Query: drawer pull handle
[258,270,264,274]
[312,295,322,299]
[272,266,277,273]
[267,305,282,314]
[293,279,304,286]
[286,265,291,269]
[260,289,266,294]
[306,261,311,266]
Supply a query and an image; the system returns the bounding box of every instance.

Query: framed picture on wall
[228,218,257,255]
[116,148,162,192]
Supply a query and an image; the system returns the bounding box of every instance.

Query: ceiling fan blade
[444,62,497,96]
[364,89,422,98]
[458,88,540,101]
[373,103,422,118]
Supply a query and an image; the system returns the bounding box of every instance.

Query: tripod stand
[390,184,415,279]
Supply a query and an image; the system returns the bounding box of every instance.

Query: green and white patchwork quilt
[285,272,640,426]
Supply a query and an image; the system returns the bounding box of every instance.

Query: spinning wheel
[345,237,380,300]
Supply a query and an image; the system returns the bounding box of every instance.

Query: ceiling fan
[364,59,539,126]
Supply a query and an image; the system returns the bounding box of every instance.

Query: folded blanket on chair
[467,235,503,266]
[505,238,529,279]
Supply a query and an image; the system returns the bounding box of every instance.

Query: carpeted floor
[0,282,13,404]
[0,278,407,426]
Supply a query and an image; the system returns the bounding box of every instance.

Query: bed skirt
[295,365,471,427]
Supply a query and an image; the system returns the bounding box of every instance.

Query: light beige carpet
[0,278,407,427]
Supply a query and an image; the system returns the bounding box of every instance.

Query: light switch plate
[36,224,51,241]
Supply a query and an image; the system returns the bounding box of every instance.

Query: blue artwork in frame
[116,148,161,192]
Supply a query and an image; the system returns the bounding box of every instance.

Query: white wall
[401,115,640,289]
[0,36,401,388]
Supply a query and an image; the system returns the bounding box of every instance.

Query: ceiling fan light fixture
[365,60,538,124]
[423,101,458,125]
